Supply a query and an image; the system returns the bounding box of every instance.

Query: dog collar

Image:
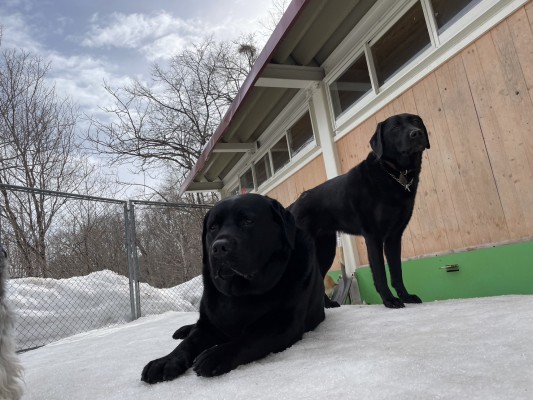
[378,160,414,192]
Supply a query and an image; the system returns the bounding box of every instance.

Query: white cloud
[79,6,278,62]
[48,53,133,119]
[82,12,208,60]
[0,13,43,53]
[140,33,190,61]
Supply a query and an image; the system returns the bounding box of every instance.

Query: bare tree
[259,0,290,36]
[46,208,127,279]
[86,36,258,184]
[136,203,204,288]
[0,48,93,277]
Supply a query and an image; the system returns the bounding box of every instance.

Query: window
[329,53,372,118]
[371,1,431,86]
[288,112,314,157]
[228,185,239,196]
[430,0,481,32]
[271,136,290,172]
[254,153,272,187]
[239,168,254,193]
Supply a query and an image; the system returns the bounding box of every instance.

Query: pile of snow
[21,295,533,400]
[9,270,203,350]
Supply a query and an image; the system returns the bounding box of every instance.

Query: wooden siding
[266,155,327,207]
[335,5,533,264]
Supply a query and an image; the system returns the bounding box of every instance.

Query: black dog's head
[370,113,430,168]
[202,194,297,297]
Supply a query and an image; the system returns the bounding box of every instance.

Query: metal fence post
[128,200,142,319]
[124,202,137,320]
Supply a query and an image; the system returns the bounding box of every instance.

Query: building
[180,0,533,303]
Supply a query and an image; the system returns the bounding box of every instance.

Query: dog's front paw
[382,296,405,308]
[324,297,340,308]
[141,354,189,384]
[193,346,233,377]
[399,293,422,304]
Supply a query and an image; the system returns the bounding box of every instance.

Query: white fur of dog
[0,247,24,400]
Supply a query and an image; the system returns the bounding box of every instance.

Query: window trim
[324,0,432,126]
[368,0,434,87]
[254,152,273,188]
[269,133,291,175]
[328,49,375,120]
[323,0,514,137]
[238,166,255,194]
[228,96,319,194]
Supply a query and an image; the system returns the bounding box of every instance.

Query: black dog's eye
[209,223,218,231]
[241,218,254,227]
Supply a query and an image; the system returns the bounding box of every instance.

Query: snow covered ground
[20,295,533,400]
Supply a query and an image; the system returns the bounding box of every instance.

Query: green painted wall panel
[337,241,533,304]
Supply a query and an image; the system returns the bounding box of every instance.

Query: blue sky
[0,0,276,121]
[0,0,280,191]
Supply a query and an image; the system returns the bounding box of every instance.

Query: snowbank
[9,270,203,350]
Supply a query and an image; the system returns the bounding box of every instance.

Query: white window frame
[367,0,435,90]
[327,47,376,120]
[268,133,291,176]
[254,152,273,189]
[326,0,435,129]
[226,91,320,194]
[238,166,255,194]
[322,0,523,140]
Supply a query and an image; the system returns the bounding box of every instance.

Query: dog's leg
[364,236,404,308]
[324,293,340,308]
[141,322,220,384]
[384,235,422,304]
[193,313,307,378]
[315,232,340,308]
[172,323,195,340]
[314,231,337,277]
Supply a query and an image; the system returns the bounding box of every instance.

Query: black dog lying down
[141,194,325,383]
[290,114,430,308]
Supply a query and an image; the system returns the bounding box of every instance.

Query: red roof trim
[179,0,310,196]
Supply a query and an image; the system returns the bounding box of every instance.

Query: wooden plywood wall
[266,154,327,207]
[336,4,533,264]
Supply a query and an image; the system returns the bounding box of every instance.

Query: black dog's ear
[201,210,211,265]
[370,122,384,159]
[270,198,297,250]
[422,122,431,150]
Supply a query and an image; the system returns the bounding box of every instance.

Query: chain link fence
[0,184,211,351]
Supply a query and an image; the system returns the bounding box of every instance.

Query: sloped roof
[179,0,377,195]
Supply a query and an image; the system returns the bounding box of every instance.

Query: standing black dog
[290,114,430,308]
[141,194,325,384]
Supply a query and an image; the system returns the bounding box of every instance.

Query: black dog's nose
[212,238,233,258]
[409,129,423,139]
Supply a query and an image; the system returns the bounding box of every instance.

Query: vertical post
[309,82,360,276]
[123,202,137,320]
[128,201,142,318]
